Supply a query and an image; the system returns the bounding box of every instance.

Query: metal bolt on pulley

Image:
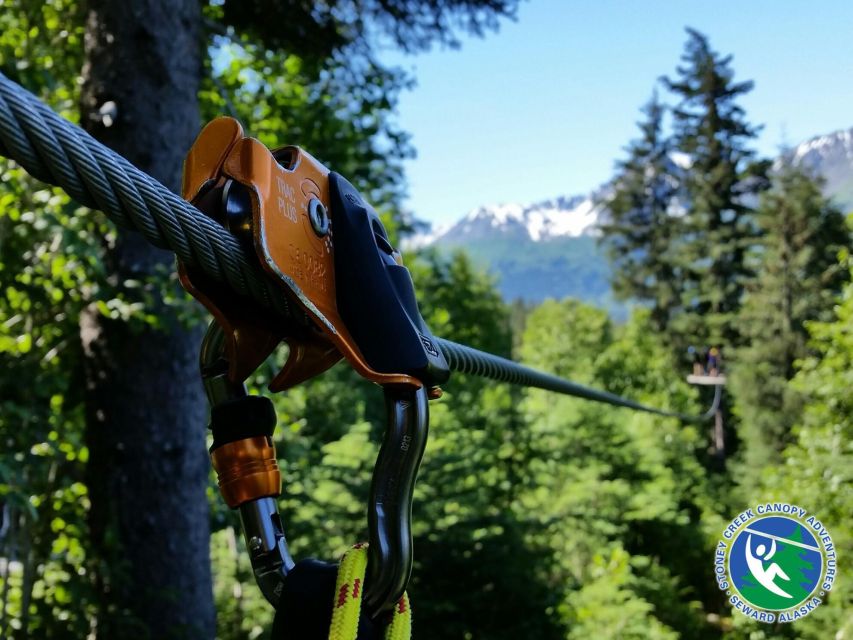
[308,198,329,237]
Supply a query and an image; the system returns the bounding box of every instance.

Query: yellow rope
[383,592,411,640]
[328,543,412,640]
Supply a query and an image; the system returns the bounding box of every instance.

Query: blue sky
[380,1,853,225]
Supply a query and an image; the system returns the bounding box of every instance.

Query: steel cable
[0,71,718,422]
[0,71,290,318]
[435,338,720,422]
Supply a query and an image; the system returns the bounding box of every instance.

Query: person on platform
[707,346,722,376]
[689,346,704,376]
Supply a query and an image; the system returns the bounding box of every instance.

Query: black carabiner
[365,385,429,616]
[201,320,431,622]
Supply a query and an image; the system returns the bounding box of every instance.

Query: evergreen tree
[600,92,681,332]
[732,165,850,475]
[662,28,767,349]
[756,259,853,639]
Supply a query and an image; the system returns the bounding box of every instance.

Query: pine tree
[732,165,850,473]
[600,93,682,332]
[662,28,767,349]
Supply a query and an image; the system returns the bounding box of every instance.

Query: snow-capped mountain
[411,127,853,309]
[785,127,853,209]
[407,189,617,309]
[422,194,602,247]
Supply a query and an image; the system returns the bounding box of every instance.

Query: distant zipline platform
[687,374,727,386]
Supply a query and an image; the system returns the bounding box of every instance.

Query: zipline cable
[0,71,290,319]
[436,339,721,422]
[0,71,719,422]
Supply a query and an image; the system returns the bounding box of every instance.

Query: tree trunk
[78,1,215,638]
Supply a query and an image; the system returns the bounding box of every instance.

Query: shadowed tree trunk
[78,1,215,637]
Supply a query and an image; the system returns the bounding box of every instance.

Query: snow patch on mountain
[408,193,605,249]
[790,128,853,165]
[464,195,600,240]
[778,127,853,211]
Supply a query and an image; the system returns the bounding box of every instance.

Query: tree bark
[78,1,215,638]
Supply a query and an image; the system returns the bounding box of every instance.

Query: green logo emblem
[715,503,837,623]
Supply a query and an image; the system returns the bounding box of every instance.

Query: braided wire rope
[0,70,290,318]
[0,71,717,422]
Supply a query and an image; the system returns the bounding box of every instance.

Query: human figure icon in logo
[745,535,793,598]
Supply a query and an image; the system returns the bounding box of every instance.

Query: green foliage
[0,2,106,636]
[517,303,723,639]
[211,526,276,639]
[766,264,853,637]
[731,166,850,481]
[519,298,611,382]
[407,252,563,639]
[565,547,679,640]
[409,249,511,355]
[721,263,853,640]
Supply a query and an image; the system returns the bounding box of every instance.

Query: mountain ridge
[412,127,853,309]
